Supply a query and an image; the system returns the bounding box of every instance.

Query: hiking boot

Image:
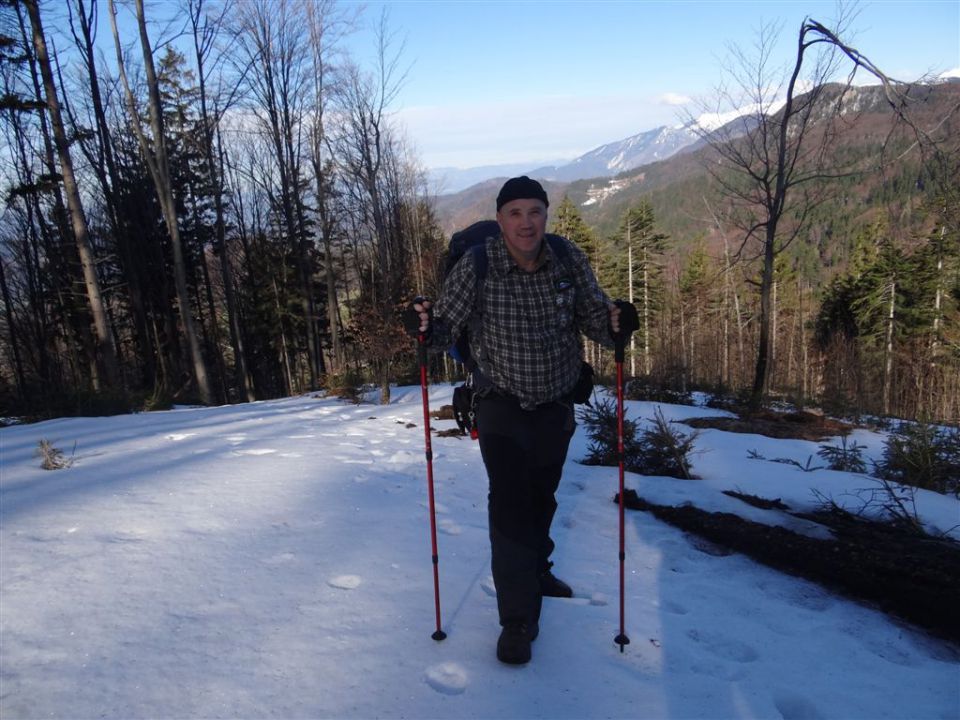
[496,622,538,665]
[539,568,573,598]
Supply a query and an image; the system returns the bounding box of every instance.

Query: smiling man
[405,176,637,664]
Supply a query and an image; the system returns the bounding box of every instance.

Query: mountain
[434,82,960,253]
[431,104,761,194]
[529,123,703,182]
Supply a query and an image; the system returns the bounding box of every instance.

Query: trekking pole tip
[615,633,630,652]
[432,629,447,642]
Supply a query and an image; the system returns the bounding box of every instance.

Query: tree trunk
[214,122,255,400]
[0,256,26,401]
[189,0,255,402]
[71,0,155,390]
[109,0,212,404]
[751,227,776,408]
[883,280,896,416]
[24,0,120,392]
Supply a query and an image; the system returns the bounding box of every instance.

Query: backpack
[444,220,573,369]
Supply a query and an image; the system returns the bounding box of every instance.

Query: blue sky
[343,1,960,169]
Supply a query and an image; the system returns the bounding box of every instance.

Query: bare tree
[64,0,160,391]
[696,12,960,411]
[230,0,329,392]
[185,0,255,401]
[107,0,213,404]
[22,0,120,392]
[306,0,353,375]
[331,10,410,403]
[691,12,877,408]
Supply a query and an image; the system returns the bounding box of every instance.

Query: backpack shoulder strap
[546,233,574,272]
[469,241,489,286]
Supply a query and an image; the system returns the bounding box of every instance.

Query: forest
[0,0,958,425]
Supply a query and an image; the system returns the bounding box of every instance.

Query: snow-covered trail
[1,387,957,719]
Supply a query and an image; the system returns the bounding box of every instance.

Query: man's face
[496,198,548,263]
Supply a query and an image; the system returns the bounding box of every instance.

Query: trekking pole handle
[614,335,626,363]
[612,300,639,364]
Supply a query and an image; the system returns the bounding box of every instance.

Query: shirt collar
[491,234,553,274]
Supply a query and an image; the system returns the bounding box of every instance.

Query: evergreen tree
[612,202,668,376]
[552,195,598,262]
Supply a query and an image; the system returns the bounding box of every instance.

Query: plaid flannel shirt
[433,233,612,409]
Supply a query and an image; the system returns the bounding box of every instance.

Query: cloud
[394,95,680,169]
[658,92,693,106]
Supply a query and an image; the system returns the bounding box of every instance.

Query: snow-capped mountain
[435,107,758,191]
[528,124,700,182]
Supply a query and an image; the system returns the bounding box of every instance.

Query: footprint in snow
[438,519,461,536]
[687,628,759,663]
[166,433,197,441]
[387,450,421,465]
[773,691,826,720]
[328,575,362,590]
[661,600,690,615]
[480,577,497,597]
[424,662,468,695]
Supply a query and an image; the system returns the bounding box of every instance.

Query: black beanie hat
[496,176,549,211]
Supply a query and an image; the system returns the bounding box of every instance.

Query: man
[406,176,636,664]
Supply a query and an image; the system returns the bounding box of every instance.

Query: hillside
[433,81,960,277]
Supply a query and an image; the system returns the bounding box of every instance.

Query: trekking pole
[613,330,630,653]
[417,328,447,642]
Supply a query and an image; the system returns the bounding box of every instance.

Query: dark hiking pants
[476,394,576,627]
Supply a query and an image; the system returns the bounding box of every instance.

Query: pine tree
[612,202,668,376]
[552,195,598,260]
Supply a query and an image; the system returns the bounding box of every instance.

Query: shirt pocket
[552,281,576,330]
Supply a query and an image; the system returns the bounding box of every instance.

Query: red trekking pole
[614,332,630,652]
[417,330,447,641]
[612,300,638,653]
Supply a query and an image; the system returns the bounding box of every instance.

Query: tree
[22,0,120,392]
[231,0,327,391]
[614,202,668,376]
[185,0,255,401]
[552,195,598,259]
[679,241,710,390]
[331,10,411,403]
[552,195,607,367]
[65,0,158,392]
[108,0,213,404]
[691,13,906,409]
[305,0,353,375]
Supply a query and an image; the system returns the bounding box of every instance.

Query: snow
[1,385,958,719]
[692,97,789,133]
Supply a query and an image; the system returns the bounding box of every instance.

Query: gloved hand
[402,297,433,339]
[610,300,639,344]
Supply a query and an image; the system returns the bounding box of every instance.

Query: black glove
[611,300,639,343]
[402,297,432,339]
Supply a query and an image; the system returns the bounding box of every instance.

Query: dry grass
[35,439,75,470]
[682,410,854,442]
